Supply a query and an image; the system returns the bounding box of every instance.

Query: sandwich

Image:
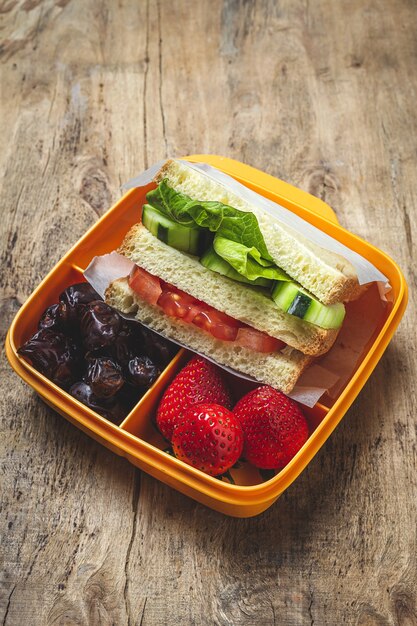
[105,159,360,393]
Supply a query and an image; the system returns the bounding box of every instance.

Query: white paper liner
[84,253,389,408]
[123,159,389,287]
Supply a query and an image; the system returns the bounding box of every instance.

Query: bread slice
[119,224,338,356]
[154,159,359,305]
[106,277,312,394]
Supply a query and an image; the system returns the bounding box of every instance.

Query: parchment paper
[123,159,389,287]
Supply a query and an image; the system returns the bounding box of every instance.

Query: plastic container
[6,155,408,517]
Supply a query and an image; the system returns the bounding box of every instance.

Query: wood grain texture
[1,0,416,624]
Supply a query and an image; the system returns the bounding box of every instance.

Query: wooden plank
[1,0,416,624]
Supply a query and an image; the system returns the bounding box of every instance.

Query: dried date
[59,282,100,330]
[127,356,161,388]
[69,382,125,424]
[80,301,122,351]
[38,304,62,332]
[84,357,124,399]
[18,329,80,389]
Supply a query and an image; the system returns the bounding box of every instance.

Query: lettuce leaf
[146,179,292,283]
[213,236,291,283]
[146,179,272,261]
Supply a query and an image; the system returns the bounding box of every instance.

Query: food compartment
[9,181,181,434]
[12,263,180,429]
[119,349,189,440]
[314,282,394,409]
[120,349,330,487]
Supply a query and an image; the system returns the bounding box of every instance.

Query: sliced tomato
[128,265,162,305]
[128,266,285,353]
[192,309,239,341]
[182,301,203,323]
[236,327,285,353]
[157,291,188,319]
[157,290,202,322]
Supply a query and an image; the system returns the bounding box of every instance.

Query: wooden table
[1,1,416,624]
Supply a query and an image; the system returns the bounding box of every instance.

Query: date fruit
[69,382,125,424]
[59,282,100,330]
[139,326,177,367]
[38,304,62,332]
[84,357,124,399]
[18,329,80,389]
[80,301,122,351]
[127,356,161,388]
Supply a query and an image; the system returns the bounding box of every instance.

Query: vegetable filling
[142,181,346,329]
[128,265,286,353]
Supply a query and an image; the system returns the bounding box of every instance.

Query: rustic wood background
[1,1,416,624]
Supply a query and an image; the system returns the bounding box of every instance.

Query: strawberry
[171,403,243,476]
[156,356,233,441]
[233,386,309,470]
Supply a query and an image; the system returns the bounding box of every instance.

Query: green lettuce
[213,236,291,283]
[146,179,289,283]
[147,180,272,260]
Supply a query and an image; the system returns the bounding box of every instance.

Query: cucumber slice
[142,204,211,255]
[200,247,272,287]
[272,281,345,329]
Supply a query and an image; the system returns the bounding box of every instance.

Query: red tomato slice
[128,267,285,353]
[157,290,202,322]
[157,291,189,319]
[182,303,203,323]
[236,327,285,353]
[128,266,162,305]
[192,310,239,341]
